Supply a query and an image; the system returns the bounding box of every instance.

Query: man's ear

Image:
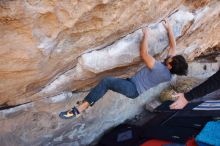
[167,64,172,70]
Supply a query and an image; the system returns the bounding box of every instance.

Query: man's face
[164,57,173,68]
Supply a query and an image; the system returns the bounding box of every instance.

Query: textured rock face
[0,0,183,106]
[0,0,220,146]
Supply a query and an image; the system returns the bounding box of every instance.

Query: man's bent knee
[101,76,114,85]
[127,92,139,99]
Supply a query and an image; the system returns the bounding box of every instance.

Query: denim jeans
[84,76,139,106]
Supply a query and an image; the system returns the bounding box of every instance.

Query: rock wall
[0,0,183,106]
[0,0,220,146]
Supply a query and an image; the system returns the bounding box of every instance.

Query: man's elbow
[143,58,155,70]
[146,62,155,70]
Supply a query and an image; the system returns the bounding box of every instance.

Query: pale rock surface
[0,0,220,145]
[0,82,170,146]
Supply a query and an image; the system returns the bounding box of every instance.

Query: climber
[59,19,188,119]
[170,69,220,109]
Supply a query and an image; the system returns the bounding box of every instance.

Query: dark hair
[169,55,188,75]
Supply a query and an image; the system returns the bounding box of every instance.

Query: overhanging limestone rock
[0,0,183,105]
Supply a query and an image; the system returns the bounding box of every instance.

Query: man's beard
[163,57,170,65]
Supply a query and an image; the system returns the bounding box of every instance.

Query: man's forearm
[163,19,176,56]
[140,35,148,57]
[140,31,155,69]
[167,26,176,49]
[184,70,220,101]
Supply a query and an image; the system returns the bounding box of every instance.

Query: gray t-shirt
[131,61,172,94]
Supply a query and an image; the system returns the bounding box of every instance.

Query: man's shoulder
[153,60,166,69]
[154,61,172,77]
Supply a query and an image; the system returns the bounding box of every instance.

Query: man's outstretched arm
[163,19,176,56]
[170,69,220,109]
[140,28,155,70]
[184,69,220,101]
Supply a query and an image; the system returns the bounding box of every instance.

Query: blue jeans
[84,76,139,106]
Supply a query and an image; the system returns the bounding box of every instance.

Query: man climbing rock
[59,19,188,119]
